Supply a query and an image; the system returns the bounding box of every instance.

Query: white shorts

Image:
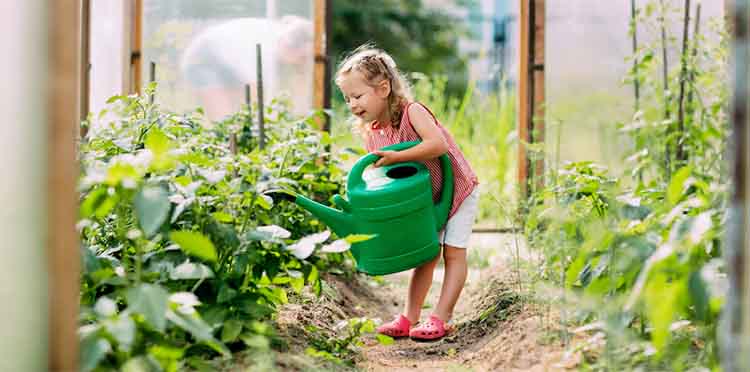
[438,188,480,249]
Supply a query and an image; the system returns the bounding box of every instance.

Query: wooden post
[518,0,545,201]
[130,0,143,94]
[49,1,82,370]
[79,0,91,135]
[313,0,332,132]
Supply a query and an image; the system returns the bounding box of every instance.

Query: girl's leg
[404,251,441,323]
[433,245,468,322]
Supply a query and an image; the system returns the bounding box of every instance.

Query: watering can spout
[265,190,353,237]
[294,195,353,237]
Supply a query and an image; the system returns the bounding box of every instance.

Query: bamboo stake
[631,0,640,111]
[256,44,265,150]
[685,4,702,120]
[676,0,692,164]
[659,0,672,178]
[79,0,91,137]
[243,84,252,150]
[518,0,530,202]
[149,61,156,104]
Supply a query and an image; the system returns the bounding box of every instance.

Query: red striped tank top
[364,102,479,218]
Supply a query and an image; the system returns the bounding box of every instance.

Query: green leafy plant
[78,84,361,370]
[526,2,728,369]
[305,317,392,366]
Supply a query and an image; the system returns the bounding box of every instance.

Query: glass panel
[142,0,314,121]
[89,0,127,116]
[545,0,724,172]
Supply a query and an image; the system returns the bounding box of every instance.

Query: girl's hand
[373,150,402,167]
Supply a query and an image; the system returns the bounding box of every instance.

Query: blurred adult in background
[181,15,313,121]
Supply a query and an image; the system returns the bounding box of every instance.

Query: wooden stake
[631,0,641,111]
[79,0,91,136]
[49,1,81,370]
[313,0,332,132]
[149,61,156,103]
[130,0,143,94]
[257,44,266,149]
[659,0,672,177]
[676,0,692,164]
[518,0,530,200]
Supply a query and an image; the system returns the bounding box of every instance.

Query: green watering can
[270,141,453,275]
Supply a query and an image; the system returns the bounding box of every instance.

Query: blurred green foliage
[331,0,469,100]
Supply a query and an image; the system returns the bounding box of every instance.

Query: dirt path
[273,233,579,371]
[357,233,572,372]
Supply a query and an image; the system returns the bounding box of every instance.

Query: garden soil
[272,234,580,371]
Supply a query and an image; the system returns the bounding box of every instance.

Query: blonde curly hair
[335,45,413,136]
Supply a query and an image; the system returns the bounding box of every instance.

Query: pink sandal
[376,314,412,338]
[409,314,447,341]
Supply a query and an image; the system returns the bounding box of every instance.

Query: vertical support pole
[631,0,641,112]
[49,1,82,370]
[79,0,91,136]
[743,0,750,365]
[244,84,253,148]
[130,0,143,94]
[532,0,546,192]
[723,1,750,371]
[314,0,332,132]
[518,0,545,201]
[149,61,156,103]
[257,44,266,149]
[518,0,530,200]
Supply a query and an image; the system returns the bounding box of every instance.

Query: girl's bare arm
[373,104,448,167]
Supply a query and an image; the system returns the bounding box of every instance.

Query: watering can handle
[348,140,454,230]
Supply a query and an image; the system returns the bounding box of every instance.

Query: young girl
[335,46,480,341]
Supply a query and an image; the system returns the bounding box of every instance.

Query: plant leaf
[287,231,331,259]
[126,283,169,332]
[376,334,394,345]
[320,239,350,253]
[255,225,291,239]
[344,234,377,244]
[80,334,111,372]
[135,186,171,238]
[170,231,218,262]
[221,319,244,342]
[169,261,215,280]
[166,308,230,357]
[667,166,691,206]
[103,316,136,352]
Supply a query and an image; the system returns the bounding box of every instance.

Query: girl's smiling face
[338,70,391,125]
